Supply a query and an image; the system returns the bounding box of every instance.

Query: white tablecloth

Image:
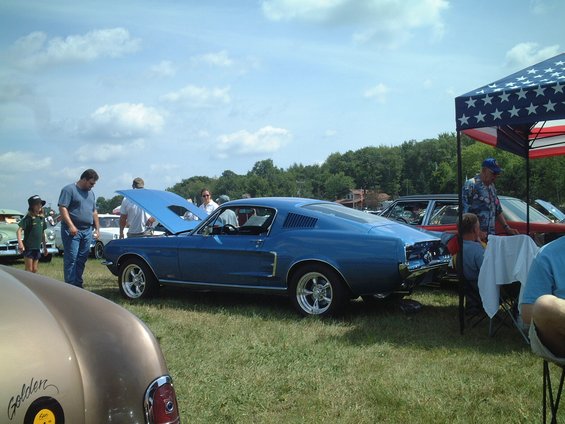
[478,235,540,318]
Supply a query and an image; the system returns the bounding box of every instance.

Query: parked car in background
[0,265,180,423]
[0,208,58,261]
[104,190,451,317]
[380,194,565,245]
[54,214,127,259]
[535,199,565,223]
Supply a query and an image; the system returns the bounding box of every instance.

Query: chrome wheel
[119,258,157,299]
[291,264,345,317]
[94,241,105,259]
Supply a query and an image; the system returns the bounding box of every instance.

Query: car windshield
[536,199,565,222]
[100,217,120,228]
[0,214,23,224]
[500,197,551,223]
[303,203,390,224]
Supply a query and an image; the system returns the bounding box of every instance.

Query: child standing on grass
[17,195,49,273]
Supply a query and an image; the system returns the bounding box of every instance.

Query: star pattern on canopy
[456,56,565,130]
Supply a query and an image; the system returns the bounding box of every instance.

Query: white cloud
[0,151,52,174]
[149,60,177,77]
[261,0,448,47]
[364,83,389,103]
[9,28,141,69]
[191,50,234,67]
[75,140,146,162]
[150,162,181,172]
[324,129,337,137]
[82,103,164,139]
[160,85,231,107]
[215,126,292,159]
[505,42,560,68]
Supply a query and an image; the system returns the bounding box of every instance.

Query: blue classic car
[103,190,451,316]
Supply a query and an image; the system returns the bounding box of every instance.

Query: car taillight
[145,376,180,424]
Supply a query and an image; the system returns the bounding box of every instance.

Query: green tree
[324,172,355,200]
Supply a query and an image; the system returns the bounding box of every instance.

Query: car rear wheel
[119,258,158,299]
[290,264,346,317]
[94,240,105,259]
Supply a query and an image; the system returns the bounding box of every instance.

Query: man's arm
[59,206,78,236]
[119,214,128,239]
[93,210,100,240]
[496,212,519,235]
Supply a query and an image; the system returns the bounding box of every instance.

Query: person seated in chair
[459,213,485,314]
[520,236,565,363]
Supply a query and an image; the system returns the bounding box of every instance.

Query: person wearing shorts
[520,237,565,364]
[17,195,49,273]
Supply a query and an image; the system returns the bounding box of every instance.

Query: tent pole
[457,131,465,335]
[526,141,530,236]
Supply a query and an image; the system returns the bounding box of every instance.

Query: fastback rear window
[302,203,390,224]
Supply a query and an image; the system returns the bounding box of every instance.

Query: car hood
[0,265,169,423]
[535,199,565,222]
[117,189,208,234]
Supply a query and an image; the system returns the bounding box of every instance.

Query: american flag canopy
[455,53,565,158]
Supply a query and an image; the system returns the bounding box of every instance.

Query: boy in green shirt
[17,195,48,273]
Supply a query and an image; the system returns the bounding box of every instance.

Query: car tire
[94,241,105,259]
[118,258,158,299]
[290,263,346,317]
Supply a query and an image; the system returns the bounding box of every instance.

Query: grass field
[7,256,559,423]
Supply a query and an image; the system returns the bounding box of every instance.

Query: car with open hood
[0,265,180,423]
[379,194,565,246]
[0,209,58,261]
[103,190,451,317]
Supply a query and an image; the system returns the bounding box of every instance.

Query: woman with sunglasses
[199,189,219,215]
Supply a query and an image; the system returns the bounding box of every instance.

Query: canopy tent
[454,53,565,334]
[455,53,565,158]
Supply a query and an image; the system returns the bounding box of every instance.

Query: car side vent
[283,213,318,229]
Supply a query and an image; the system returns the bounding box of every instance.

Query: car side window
[202,206,275,236]
[387,202,428,225]
[429,202,459,225]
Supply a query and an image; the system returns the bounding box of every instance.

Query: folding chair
[456,252,486,334]
[542,360,564,423]
[487,281,530,344]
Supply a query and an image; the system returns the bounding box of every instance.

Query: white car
[53,214,127,259]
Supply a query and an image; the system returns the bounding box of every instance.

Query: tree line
[97,132,565,213]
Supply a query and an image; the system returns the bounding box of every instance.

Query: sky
[1,0,564,210]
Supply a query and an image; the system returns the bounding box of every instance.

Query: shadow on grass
[89,281,530,355]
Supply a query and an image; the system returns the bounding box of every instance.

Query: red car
[380,194,565,246]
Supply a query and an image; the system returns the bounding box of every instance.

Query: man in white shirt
[119,177,155,238]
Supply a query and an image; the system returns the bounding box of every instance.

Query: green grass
[8,257,558,423]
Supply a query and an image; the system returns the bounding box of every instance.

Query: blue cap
[482,157,502,174]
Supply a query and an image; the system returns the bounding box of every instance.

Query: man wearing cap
[462,157,519,242]
[17,195,49,273]
[58,169,100,288]
[119,177,155,238]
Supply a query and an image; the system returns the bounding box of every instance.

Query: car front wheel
[118,258,158,299]
[290,264,346,317]
[94,240,105,259]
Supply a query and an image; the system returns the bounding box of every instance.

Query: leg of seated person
[532,295,565,358]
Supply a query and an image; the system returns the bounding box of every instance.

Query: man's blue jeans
[61,225,92,288]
